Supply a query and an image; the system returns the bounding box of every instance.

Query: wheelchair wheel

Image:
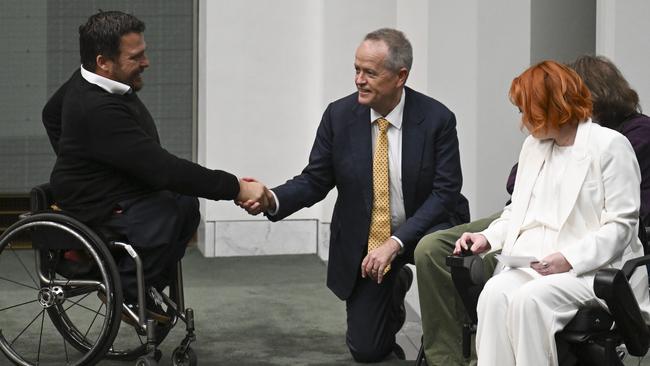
[171,346,197,366]
[0,213,122,366]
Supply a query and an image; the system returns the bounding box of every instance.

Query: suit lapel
[401,89,426,215]
[348,105,373,215]
[504,138,552,252]
[556,121,592,229]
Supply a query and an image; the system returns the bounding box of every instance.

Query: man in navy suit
[242,28,469,362]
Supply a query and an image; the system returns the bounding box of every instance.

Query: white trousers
[476,269,598,366]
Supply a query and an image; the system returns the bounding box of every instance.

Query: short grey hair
[364,28,413,72]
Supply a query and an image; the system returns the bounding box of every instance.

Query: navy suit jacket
[269,87,469,299]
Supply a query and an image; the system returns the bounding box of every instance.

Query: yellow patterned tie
[368,118,392,273]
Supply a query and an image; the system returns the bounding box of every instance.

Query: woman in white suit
[454,60,650,366]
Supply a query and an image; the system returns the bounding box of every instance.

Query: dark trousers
[345,221,456,363]
[103,191,200,303]
[345,259,406,363]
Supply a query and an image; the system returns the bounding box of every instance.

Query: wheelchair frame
[0,184,198,366]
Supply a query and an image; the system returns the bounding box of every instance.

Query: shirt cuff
[391,235,404,253]
[266,189,280,216]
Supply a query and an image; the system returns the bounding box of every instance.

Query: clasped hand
[236,177,275,215]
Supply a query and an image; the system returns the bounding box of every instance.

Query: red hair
[509,60,592,134]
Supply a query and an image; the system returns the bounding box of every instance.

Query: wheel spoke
[10,247,38,288]
[83,302,104,339]
[64,292,91,312]
[11,309,45,346]
[0,299,39,313]
[65,294,106,317]
[62,328,70,364]
[0,275,39,290]
[37,310,45,364]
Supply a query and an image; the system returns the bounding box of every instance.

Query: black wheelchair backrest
[28,183,85,250]
[30,183,54,212]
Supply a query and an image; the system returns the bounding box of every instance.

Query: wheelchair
[415,222,650,366]
[0,183,198,366]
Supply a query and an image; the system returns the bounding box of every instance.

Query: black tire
[172,346,197,366]
[0,213,123,366]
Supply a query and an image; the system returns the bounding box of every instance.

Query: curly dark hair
[569,55,641,129]
[79,10,145,71]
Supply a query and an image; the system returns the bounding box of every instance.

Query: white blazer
[482,120,650,317]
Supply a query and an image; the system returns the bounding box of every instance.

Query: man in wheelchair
[38,8,270,339]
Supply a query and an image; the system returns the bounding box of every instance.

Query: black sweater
[43,70,240,223]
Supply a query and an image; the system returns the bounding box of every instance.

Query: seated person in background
[455,60,650,366]
[414,54,650,366]
[42,11,266,320]
[570,55,650,227]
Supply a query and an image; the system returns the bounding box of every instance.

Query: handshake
[235,178,275,215]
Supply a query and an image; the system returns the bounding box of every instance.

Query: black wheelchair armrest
[621,254,650,280]
[446,254,487,324]
[593,257,650,357]
[446,254,487,287]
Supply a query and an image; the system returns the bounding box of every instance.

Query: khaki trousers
[414,212,501,366]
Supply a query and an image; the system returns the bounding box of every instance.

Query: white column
[427,1,480,217]
[198,0,323,256]
[396,0,429,95]
[597,0,650,111]
[426,0,530,219]
[475,0,531,217]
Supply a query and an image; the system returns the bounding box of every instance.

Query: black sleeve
[85,101,240,201]
[42,79,71,154]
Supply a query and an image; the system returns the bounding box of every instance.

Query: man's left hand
[361,238,401,284]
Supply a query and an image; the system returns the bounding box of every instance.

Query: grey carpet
[147,251,410,366]
[0,248,411,366]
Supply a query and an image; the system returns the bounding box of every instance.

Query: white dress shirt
[80,65,131,95]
